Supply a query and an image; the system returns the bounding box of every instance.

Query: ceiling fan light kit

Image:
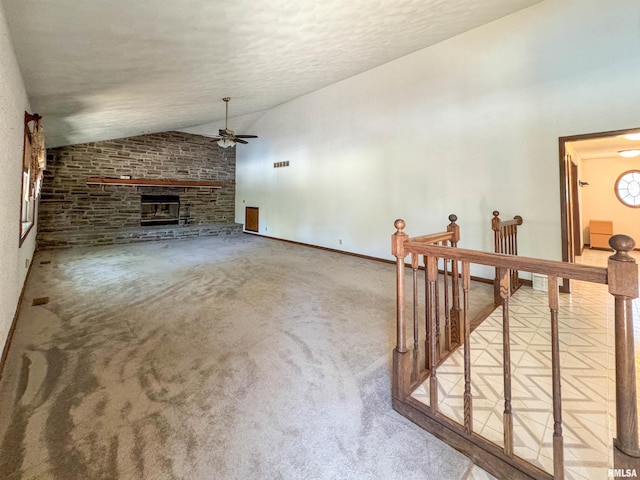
[217,138,236,148]
[213,97,258,148]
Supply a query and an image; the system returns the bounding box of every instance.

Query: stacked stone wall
[39,131,241,248]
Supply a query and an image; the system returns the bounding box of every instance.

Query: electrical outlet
[339,239,342,245]
[25,259,29,268]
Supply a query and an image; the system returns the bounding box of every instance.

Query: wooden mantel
[87,177,223,190]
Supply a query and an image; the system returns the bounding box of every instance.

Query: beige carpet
[0,234,494,480]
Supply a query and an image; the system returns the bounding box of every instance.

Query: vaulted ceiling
[3,0,543,147]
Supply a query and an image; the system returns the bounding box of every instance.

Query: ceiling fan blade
[234,135,258,139]
[233,137,249,144]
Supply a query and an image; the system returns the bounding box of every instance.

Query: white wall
[0,2,36,354]
[228,0,640,262]
[581,157,640,243]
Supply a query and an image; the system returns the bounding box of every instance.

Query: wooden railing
[398,215,462,391]
[391,219,639,479]
[492,211,523,306]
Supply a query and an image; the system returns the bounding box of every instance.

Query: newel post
[392,219,409,353]
[447,214,460,246]
[608,234,640,459]
[392,219,411,400]
[447,215,462,346]
[491,211,502,234]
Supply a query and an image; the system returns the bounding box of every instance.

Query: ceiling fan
[212,97,258,148]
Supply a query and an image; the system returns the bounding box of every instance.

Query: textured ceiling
[3,0,542,147]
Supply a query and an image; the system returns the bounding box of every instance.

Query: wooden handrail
[410,232,455,244]
[409,214,460,245]
[403,243,607,284]
[492,211,523,231]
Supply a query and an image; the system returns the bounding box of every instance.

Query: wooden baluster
[513,216,523,293]
[424,254,431,371]
[505,225,510,254]
[492,211,502,306]
[434,255,441,362]
[428,255,439,412]
[499,267,514,457]
[448,215,461,346]
[411,253,419,382]
[412,253,419,353]
[548,275,564,479]
[511,225,516,254]
[509,225,516,294]
[462,261,473,433]
[451,258,461,346]
[608,235,640,459]
[504,225,508,253]
[443,249,451,352]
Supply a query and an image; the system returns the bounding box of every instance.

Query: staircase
[390,218,640,479]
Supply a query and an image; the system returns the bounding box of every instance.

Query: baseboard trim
[242,231,397,266]
[242,231,499,284]
[0,258,35,382]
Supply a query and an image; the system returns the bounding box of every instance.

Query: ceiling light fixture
[624,133,640,141]
[217,138,236,148]
[619,150,640,158]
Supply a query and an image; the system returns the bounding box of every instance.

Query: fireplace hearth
[141,195,180,226]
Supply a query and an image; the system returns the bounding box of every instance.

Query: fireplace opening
[141,195,180,226]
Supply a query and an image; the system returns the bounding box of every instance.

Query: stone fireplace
[38,131,243,249]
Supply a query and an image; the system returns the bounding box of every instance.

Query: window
[615,170,640,207]
[20,112,45,244]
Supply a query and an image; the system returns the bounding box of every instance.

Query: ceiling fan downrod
[222,97,230,131]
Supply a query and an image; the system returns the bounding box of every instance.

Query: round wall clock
[615,170,640,207]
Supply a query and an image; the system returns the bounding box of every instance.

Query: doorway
[559,126,640,291]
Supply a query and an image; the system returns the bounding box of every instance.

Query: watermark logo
[609,469,638,478]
